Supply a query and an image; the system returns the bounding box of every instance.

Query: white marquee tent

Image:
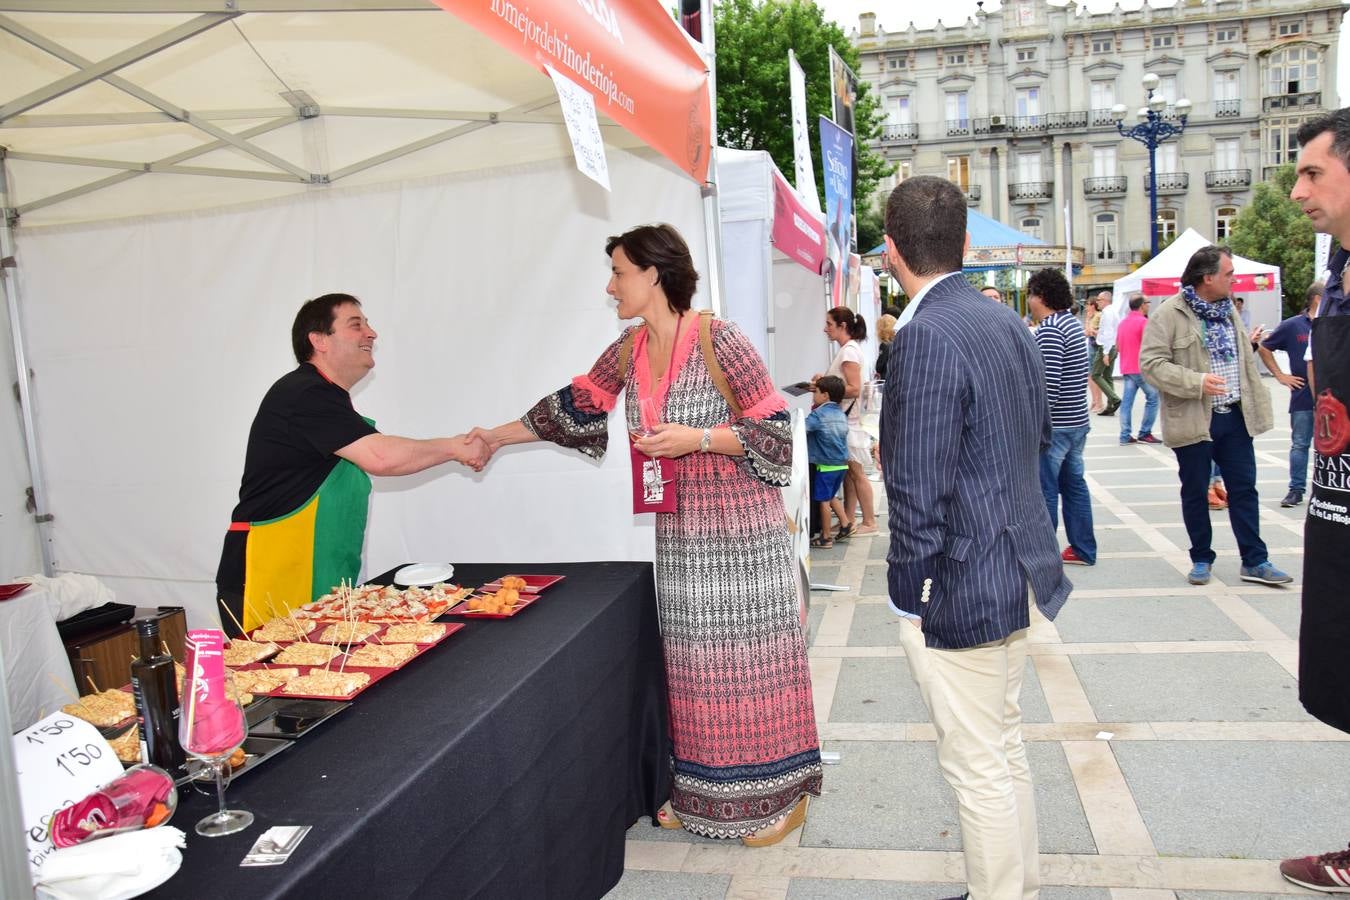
[0,1,724,634]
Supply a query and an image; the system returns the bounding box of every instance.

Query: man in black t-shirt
[216,293,485,630]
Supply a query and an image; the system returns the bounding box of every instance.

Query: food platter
[446,594,538,619]
[477,574,565,594]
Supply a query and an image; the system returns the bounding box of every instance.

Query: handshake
[446,426,505,473]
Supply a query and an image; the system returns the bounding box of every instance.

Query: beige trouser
[898,609,1039,900]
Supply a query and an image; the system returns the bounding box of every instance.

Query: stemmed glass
[636,396,660,440]
[179,632,252,837]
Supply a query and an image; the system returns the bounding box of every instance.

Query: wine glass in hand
[179,631,252,837]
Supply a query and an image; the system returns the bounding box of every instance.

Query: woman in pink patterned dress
[470,224,821,845]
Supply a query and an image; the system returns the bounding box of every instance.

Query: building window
[1157,209,1178,244]
[1158,74,1179,105]
[1266,45,1320,95]
[1213,70,1240,102]
[1264,115,1310,168]
[1155,143,1178,173]
[1015,87,1041,119]
[1215,24,1239,43]
[1152,31,1175,49]
[1017,152,1042,183]
[1214,138,1240,170]
[1090,80,1115,112]
[946,51,967,66]
[1094,212,1118,262]
[947,155,971,190]
[896,160,913,182]
[1215,206,1238,242]
[1021,217,1043,241]
[887,57,907,71]
[1277,19,1303,37]
[1092,36,1114,54]
[946,91,969,125]
[1016,46,1037,63]
[1093,146,1117,177]
[891,96,912,125]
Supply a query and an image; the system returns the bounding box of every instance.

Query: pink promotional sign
[770,169,826,274]
[1140,273,1279,296]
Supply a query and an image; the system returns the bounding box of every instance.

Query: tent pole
[0,152,54,575]
[697,0,726,317]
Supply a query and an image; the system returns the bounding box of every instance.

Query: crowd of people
[217,105,1350,897]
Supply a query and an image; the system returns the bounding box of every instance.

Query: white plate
[393,563,455,586]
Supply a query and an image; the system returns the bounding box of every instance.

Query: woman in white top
[814,306,877,537]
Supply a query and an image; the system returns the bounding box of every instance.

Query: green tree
[856,203,884,254]
[1228,163,1315,318]
[714,0,893,219]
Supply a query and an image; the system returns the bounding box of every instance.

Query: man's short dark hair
[882,304,903,318]
[293,293,360,364]
[884,177,966,276]
[815,375,845,404]
[1180,245,1232,289]
[1297,108,1350,170]
[1307,281,1326,310]
[1026,268,1073,311]
[1129,294,1147,311]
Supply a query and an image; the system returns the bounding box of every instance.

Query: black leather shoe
[1281,490,1304,507]
[1097,401,1118,416]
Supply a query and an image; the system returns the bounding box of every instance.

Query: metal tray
[246,697,351,739]
[179,735,293,788]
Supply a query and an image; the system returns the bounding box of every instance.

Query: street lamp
[1113,73,1190,257]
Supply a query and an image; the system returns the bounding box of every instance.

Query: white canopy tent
[1111,227,1284,329]
[0,1,723,636]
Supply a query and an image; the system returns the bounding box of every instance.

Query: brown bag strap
[617,313,742,419]
[698,310,742,419]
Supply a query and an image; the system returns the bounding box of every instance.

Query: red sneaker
[1136,434,1162,444]
[1061,546,1092,566]
[1280,845,1350,892]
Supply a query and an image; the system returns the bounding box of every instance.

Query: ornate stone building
[852,0,1343,290]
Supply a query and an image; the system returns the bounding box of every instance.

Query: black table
[146,561,668,899]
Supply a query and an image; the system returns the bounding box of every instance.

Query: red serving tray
[0,583,31,601]
[477,574,565,594]
[446,594,539,619]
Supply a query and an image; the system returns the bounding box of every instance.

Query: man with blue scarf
[1139,245,1292,587]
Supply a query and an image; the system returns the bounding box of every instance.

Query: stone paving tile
[1149,523,1241,557]
[809,565,842,588]
[859,564,888,596]
[1092,528,1155,553]
[868,539,888,561]
[1176,892,1297,900]
[802,741,1094,854]
[1071,653,1309,722]
[787,879,1109,899]
[847,602,903,647]
[829,657,1052,724]
[1101,468,1196,487]
[1052,595,1250,644]
[1241,593,1301,641]
[604,869,730,899]
[807,603,826,648]
[1051,556,1191,590]
[1113,741,1350,860]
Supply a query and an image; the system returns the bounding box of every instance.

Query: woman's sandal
[741,796,809,848]
[655,801,682,830]
[810,536,834,549]
[834,523,855,541]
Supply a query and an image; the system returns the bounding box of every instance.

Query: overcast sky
[814,0,1348,105]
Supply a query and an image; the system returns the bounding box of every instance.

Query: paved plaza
[608,379,1345,900]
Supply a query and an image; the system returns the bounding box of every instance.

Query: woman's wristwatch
[699,428,712,453]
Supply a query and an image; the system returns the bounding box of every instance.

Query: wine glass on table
[179,631,252,837]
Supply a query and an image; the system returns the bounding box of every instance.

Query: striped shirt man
[1033,310,1091,428]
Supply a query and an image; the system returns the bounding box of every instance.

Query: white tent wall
[13,148,705,630]
[0,299,41,581]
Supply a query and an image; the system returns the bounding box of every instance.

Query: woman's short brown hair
[605,224,699,313]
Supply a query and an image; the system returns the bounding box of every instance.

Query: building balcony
[1205,169,1252,191]
[1089,108,1117,127]
[1145,171,1189,194]
[1214,99,1241,118]
[881,123,918,142]
[972,110,1088,136]
[964,184,981,206]
[946,119,970,136]
[1009,181,1053,202]
[1263,91,1321,113]
[1083,175,1127,196]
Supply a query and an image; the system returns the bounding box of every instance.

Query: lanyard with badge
[629,315,684,514]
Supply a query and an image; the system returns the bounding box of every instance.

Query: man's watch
[699,428,712,453]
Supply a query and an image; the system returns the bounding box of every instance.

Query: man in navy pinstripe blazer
[880,176,1072,900]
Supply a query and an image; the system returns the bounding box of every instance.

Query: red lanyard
[639,313,687,431]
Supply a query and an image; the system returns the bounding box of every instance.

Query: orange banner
[436,0,711,184]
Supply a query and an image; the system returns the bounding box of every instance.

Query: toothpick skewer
[218,597,249,638]
[85,675,100,695]
[48,672,86,707]
[161,640,173,659]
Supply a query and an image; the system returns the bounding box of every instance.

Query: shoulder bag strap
[698,310,743,418]
[616,325,642,385]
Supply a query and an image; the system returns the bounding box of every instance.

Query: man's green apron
[234,420,373,631]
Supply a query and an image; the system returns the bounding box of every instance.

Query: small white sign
[546,64,611,191]
[1095,730,1114,741]
[14,711,122,877]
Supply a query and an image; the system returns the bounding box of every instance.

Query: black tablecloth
[146,561,668,899]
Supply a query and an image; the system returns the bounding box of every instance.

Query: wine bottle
[130,618,185,770]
